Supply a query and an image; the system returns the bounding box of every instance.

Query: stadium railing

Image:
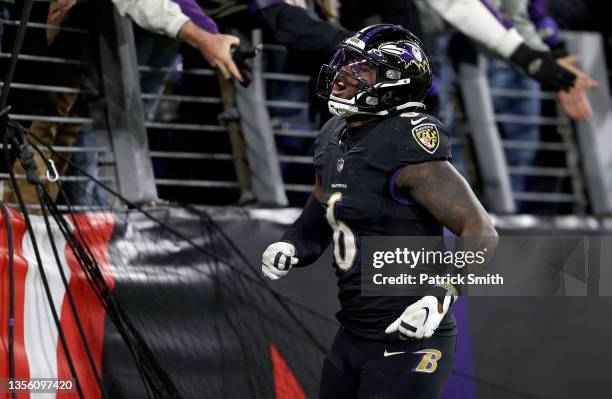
[2,6,611,216]
[0,16,119,210]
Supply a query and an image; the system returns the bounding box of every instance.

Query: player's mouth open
[332,78,354,96]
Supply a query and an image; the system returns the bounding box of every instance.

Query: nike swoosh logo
[384,350,405,357]
[411,117,427,125]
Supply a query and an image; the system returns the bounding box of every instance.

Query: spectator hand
[555,55,599,122]
[556,55,599,90]
[557,86,592,122]
[178,22,243,83]
[48,0,76,22]
[198,32,244,82]
[231,44,262,88]
[510,43,575,91]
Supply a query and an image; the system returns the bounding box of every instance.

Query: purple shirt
[479,0,514,29]
[248,0,285,12]
[175,0,219,33]
[528,0,548,21]
[527,0,558,47]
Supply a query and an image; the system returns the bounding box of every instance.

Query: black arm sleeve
[280,194,332,267]
[260,3,351,54]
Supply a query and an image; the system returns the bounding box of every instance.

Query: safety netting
[0,1,580,398]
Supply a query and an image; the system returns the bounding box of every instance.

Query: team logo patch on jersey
[337,158,345,173]
[411,124,439,154]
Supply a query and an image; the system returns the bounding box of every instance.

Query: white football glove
[261,242,298,280]
[385,292,456,340]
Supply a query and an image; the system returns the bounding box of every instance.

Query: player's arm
[280,174,331,265]
[396,159,499,283]
[425,0,575,91]
[385,160,498,339]
[261,175,332,280]
[395,160,497,238]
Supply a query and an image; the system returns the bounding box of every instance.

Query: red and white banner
[0,209,114,399]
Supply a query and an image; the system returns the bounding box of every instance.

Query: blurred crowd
[0,0,609,213]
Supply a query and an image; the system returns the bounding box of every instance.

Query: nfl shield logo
[337,158,344,173]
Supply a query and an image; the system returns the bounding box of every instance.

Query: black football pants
[318,327,456,399]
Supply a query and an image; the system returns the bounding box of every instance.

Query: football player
[262,24,497,398]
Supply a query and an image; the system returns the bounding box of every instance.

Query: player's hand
[261,242,298,280]
[385,291,456,340]
[510,43,575,91]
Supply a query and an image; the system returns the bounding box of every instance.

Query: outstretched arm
[426,0,575,91]
[110,0,243,81]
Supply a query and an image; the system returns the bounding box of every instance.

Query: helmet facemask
[317,47,382,117]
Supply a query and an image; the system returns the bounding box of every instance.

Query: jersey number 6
[325,192,357,272]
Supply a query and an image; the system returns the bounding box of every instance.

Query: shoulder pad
[360,117,403,172]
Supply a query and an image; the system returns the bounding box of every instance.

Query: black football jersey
[314,112,456,340]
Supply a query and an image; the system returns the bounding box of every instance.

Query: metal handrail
[9,114,93,124]
[502,140,567,151]
[495,113,568,126]
[266,100,309,110]
[138,65,215,77]
[263,72,310,83]
[0,173,114,182]
[145,122,227,132]
[0,53,82,65]
[284,184,313,193]
[513,191,577,203]
[508,166,571,177]
[155,179,240,188]
[278,155,312,164]
[0,81,94,94]
[141,93,221,104]
[149,151,233,160]
[0,19,89,34]
[0,144,110,153]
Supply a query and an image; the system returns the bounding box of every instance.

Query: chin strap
[328,99,426,118]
